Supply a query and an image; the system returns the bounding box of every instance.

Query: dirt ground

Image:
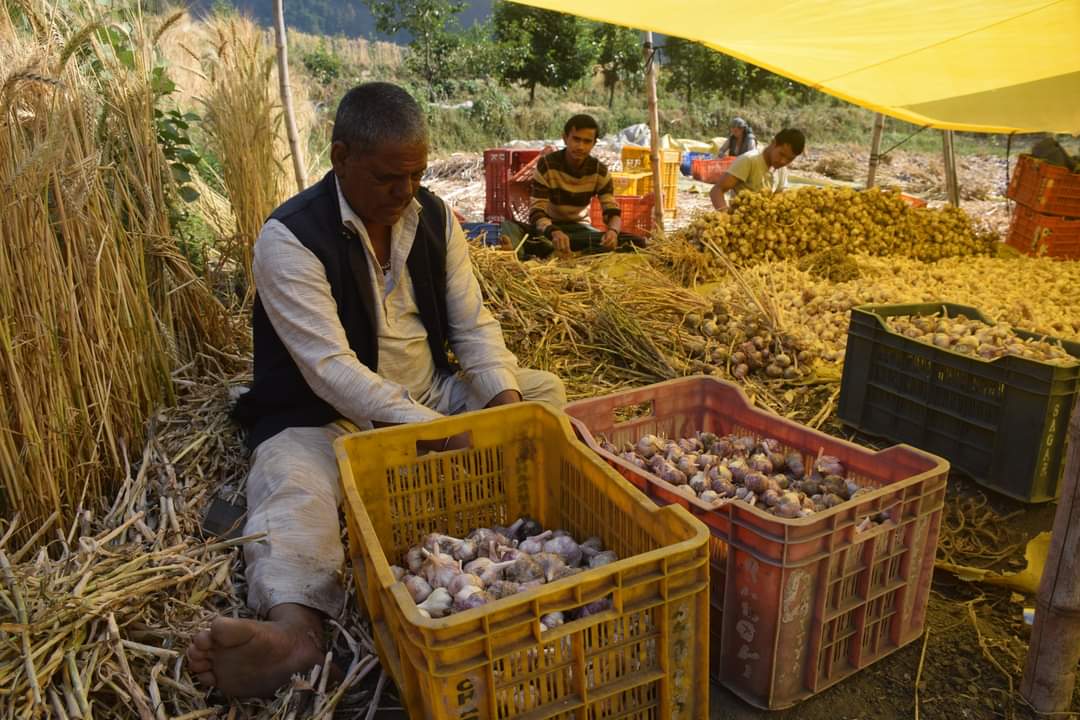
[409,146,1075,719]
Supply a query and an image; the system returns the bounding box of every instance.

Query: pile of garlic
[392,517,616,624]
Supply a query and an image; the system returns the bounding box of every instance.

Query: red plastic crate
[483,148,541,223]
[1006,203,1080,259]
[566,376,949,710]
[1007,154,1080,217]
[900,193,928,208]
[692,156,736,183]
[589,193,655,237]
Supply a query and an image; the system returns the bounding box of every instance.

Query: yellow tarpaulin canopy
[507,0,1080,135]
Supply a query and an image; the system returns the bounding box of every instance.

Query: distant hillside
[210,0,493,39]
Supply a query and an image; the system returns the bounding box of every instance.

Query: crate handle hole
[417,430,474,455]
[613,400,655,425]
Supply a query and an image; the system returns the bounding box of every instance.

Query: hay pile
[0,369,395,719]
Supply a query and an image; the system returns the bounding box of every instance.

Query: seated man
[185,82,565,699]
[709,128,805,212]
[501,114,647,259]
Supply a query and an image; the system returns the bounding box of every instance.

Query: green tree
[492,2,598,106]
[364,0,467,101]
[594,23,641,108]
[662,37,727,106]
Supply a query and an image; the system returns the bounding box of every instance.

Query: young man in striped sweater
[505,114,647,259]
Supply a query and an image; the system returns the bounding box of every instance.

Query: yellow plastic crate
[336,402,710,720]
[620,146,680,216]
[610,170,652,197]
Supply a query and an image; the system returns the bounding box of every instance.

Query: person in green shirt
[709,128,805,212]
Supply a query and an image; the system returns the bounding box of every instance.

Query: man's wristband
[542,224,556,240]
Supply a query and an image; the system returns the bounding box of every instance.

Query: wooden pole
[866,113,885,188]
[1021,395,1080,712]
[644,32,664,232]
[273,0,306,192]
[942,130,959,207]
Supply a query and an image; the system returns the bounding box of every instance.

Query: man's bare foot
[185,604,326,698]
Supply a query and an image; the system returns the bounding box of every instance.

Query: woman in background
[718,117,756,156]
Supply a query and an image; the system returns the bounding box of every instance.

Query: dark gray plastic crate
[838,303,1080,503]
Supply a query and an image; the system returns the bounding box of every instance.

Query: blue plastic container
[462,222,502,246]
[680,152,714,177]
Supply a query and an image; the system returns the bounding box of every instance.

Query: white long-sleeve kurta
[251,180,522,428]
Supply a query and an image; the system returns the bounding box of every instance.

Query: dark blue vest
[237,171,452,448]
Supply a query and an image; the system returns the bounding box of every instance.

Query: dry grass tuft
[198,13,289,301]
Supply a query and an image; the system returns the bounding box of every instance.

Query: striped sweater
[528,149,621,226]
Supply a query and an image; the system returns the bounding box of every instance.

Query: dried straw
[0,1,233,548]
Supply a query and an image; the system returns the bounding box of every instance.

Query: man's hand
[551,230,571,256]
[486,389,522,407]
[601,229,618,250]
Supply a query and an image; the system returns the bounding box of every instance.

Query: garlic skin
[416,588,452,618]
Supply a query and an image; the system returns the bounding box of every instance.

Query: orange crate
[900,193,928,208]
[565,377,949,710]
[337,402,710,720]
[589,193,655,237]
[1006,203,1080,259]
[483,148,541,223]
[691,156,736,183]
[621,147,680,216]
[1008,154,1080,217]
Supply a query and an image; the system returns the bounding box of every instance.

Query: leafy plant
[594,23,641,108]
[364,0,466,101]
[492,2,598,105]
[301,43,344,85]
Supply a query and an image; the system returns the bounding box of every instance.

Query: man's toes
[210,616,257,649]
[187,654,212,673]
[192,630,214,651]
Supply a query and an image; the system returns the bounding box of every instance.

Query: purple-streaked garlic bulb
[421,547,461,589]
[505,555,543,583]
[697,453,719,469]
[785,452,805,478]
[635,434,663,458]
[698,431,719,451]
[748,453,773,474]
[543,535,583,567]
[541,611,565,631]
[518,530,552,555]
[620,451,646,469]
[390,565,407,582]
[712,478,737,497]
[588,550,618,568]
[727,458,750,482]
[815,455,844,477]
[404,575,433,603]
[580,537,604,558]
[447,573,483,597]
[676,454,699,476]
[688,472,708,495]
[454,585,494,612]
[699,490,721,505]
[487,580,524,599]
[576,598,612,618]
[404,547,425,575]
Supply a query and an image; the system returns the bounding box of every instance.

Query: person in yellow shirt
[709,128,805,211]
